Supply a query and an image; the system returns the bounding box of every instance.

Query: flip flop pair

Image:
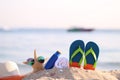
[69,40,99,70]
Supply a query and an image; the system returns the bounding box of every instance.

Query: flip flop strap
[70,46,84,66]
[85,47,97,67]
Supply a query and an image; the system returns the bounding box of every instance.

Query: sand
[23,67,120,80]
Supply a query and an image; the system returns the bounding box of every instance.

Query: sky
[0,0,120,29]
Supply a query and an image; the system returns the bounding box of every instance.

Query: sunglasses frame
[27,56,45,66]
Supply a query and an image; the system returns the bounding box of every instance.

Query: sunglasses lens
[27,58,34,66]
[37,56,45,63]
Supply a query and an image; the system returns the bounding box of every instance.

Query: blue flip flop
[44,51,61,70]
[69,40,85,68]
[84,41,99,70]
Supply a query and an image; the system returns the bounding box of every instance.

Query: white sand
[23,67,120,80]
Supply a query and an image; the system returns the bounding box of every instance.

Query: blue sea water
[0,29,120,74]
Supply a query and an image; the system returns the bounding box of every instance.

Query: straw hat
[0,61,20,78]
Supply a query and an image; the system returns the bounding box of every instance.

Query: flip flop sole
[69,40,85,68]
[84,41,99,70]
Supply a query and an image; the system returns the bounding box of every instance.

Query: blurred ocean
[0,28,120,74]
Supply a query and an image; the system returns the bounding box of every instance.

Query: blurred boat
[67,27,94,32]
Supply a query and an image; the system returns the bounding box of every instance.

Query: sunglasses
[27,56,45,66]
